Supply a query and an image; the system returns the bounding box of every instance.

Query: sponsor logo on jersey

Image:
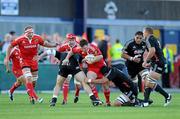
[24,45,36,49]
[134,49,144,54]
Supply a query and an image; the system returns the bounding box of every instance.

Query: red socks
[91,86,99,99]
[104,89,110,104]
[62,82,69,102]
[26,82,38,100]
[75,85,80,97]
[10,82,21,94]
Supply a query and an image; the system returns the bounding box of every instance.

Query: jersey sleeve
[91,45,102,56]
[72,47,82,54]
[11,39,19,47]
[38,36,45,45]
[57,44,68,52]
[122,41,131,54]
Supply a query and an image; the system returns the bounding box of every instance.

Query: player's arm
[144,38,156,62]
[4,44,14,72]
[122,52,141,63]
[86,77,109,84]
[122,42,140,63]
[142,38,156,68]
[122,52,132,61]
[144,48,155,62]
[43,41,57,48]
[91,47,103,63]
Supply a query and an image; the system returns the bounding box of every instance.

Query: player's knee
[141,70,149,80]
[56,77,65,87]
[144,75,157,89]
[23,70,32,81]
[66,74,72,82]
[16,80,22,85]
[74,78,81,85]
[32,75,38,82]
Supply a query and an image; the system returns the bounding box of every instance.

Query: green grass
[0,92,180,119]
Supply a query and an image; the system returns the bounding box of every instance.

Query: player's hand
[4,59,11,73]
[62,58,69,65]
[33,55,39,61]
[85,78,93,83]
[6,67,11,73]
[133,57,141,63]
[142,61,151,68]
[53,58,60,64]
[132,55,141,63]
[86,60,93,64]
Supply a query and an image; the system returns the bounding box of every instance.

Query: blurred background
[0,0,180,91]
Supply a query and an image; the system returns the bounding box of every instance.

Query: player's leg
[31,71,43,103]
[62,74,72,105]
[74,71,102,106]
[74,78,81,103]
[9,69,25,101]
[22,68,40,104]
[31,71,38,88]
[87,71,99,99]
[149,71,171,106]
[50,75,66,106]
[9,79,22,101]
[142,70,171,107]
[102,79,111,106]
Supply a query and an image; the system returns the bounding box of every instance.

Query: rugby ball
[85,54,95,63]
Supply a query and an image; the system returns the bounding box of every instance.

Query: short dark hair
[135,31,143,36]
[144,27,153,34]
[24,25,33,31]
[80,39,88,47]
[9,31,16,35]
[116,39,120,43]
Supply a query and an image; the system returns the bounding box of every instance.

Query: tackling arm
[144,47,155,62]
[86,77,109,84]
[43,41,57,48]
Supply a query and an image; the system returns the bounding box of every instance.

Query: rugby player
[142,27,172,107]
[5,47,26,101]
[50,33,102,106]
[122,31,148,93]
[86,66,152,107]
[70,39,111,106]
[4,26,57,104]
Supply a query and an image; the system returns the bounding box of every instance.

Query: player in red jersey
[4,26,57,104]
[68,39,111,106]
[50,33,102,106]
[5,47,26,101]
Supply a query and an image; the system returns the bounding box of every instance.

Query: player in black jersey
[142,27,172,107]
[49,34,102,107]
[122,31,148,90]
[86,66,152,106]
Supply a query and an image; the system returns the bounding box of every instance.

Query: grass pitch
[0,92,180,119]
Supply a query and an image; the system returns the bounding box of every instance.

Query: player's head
[79,39,89,52]
[24,25,34,39]
[134,31,143,44]
[143,27,153,39]
[66,33,76,47]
